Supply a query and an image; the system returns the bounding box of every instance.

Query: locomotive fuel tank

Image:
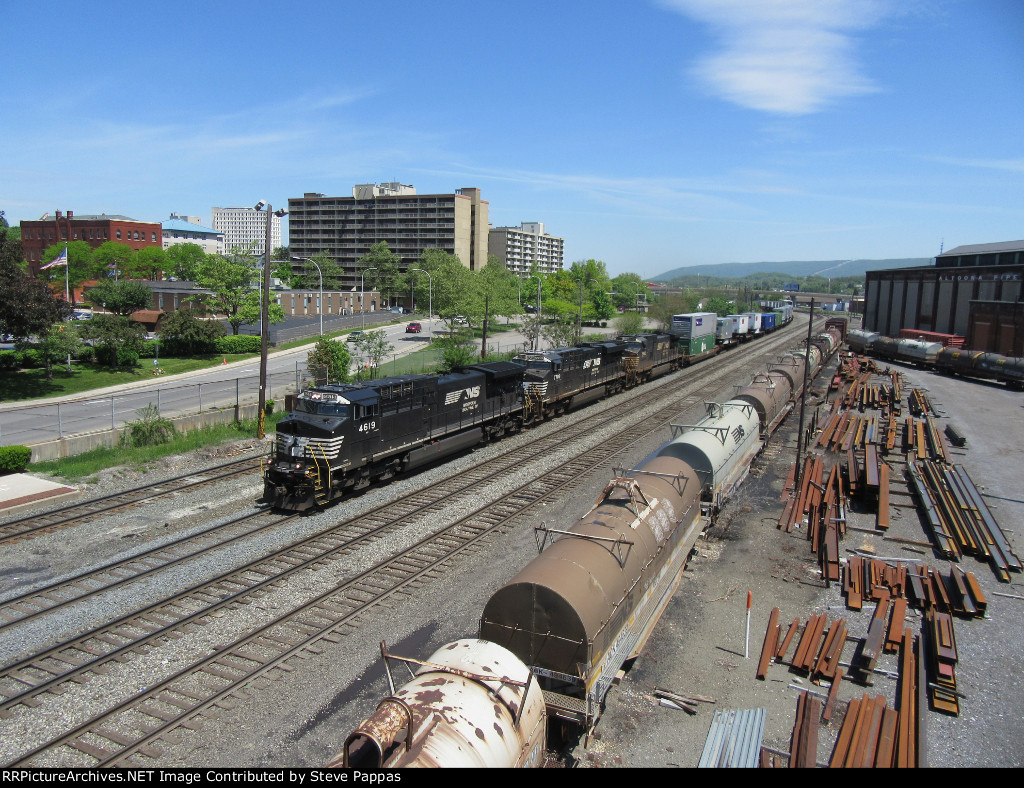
[333,639,546,768]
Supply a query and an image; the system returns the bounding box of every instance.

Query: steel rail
[0,455,262,543]
[4,320,810,766]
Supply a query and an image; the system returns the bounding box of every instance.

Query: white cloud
[660,0,890,114]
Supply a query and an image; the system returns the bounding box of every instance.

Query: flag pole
[64,243,70,304]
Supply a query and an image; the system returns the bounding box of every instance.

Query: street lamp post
[409,267,432,341]
[254,200,286,440]
[292,256,324,336]
[360,267,378,329]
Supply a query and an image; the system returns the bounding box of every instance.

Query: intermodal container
[760,313,776,332]
[682,334,716,357]
[670,312,717,339]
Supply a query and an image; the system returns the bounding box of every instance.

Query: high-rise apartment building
[288,184,489,288]
[488,222,564,276]
[211,206,282,256]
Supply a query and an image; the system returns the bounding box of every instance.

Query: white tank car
[333,639,547,768]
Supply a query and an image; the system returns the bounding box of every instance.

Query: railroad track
[2,322,812,766]
[0,455,262,545]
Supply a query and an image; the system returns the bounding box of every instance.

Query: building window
[116,230,121,239]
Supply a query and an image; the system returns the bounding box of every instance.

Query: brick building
[20,211,161,275]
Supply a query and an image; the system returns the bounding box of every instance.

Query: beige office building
[288,183,489,289]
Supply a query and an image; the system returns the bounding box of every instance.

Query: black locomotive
[263,322,788,512]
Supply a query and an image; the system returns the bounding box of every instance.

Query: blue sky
[2,0,1022,278]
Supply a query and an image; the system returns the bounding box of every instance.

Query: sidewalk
[0,473,77,514]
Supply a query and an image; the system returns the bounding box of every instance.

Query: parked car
[346,331,364,342]
[453,316,469,326]
[405,322,422,333]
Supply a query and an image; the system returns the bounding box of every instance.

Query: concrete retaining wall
[29,403,266,462]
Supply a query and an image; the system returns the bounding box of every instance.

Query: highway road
[0,318,445,447]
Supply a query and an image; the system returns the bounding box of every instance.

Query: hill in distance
[651,257,932,283]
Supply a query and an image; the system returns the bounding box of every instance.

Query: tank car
[264,362,524,511]
[657,399,762,508]
[333,639,546,768]
[846,329,880,355]
[974,352,1024,386]
[733,372,794,434]
[872,336,900,361]
[768,353,809,396]
[479,454,705,735]
[895,339,943,366]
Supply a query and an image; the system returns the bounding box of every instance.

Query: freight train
[331,324,843,769]
[263,308,801,512]
[846,329,1024,389]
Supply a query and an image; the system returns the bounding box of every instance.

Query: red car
[405,322,422,333]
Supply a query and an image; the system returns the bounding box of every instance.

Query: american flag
[40,247,68,270]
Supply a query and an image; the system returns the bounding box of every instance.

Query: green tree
[610,273,647,312]
[705,296,735,316]
[159,308,226,356]
[541,315,577,349]
[0,225,73,339]
[81,314,145,368]
[193,254,258,334]
[417,248,475,325]
[128,246,167,280]
[434,330,477,372]
[236,290,286,332]
[350,329,395,379]
[358,242,402,310]
[84,280,152,316]
[39,241,94,303]
[166,243,207,282]
[613,311,644,336]
[36,323,83,379]
[306,337,351,385]
[92,241,135,280]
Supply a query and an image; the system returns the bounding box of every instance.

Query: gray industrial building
[864,240,1023,356]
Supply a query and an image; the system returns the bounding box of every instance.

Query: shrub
[18,348,43,368]
[119,403,177,448]
[0,350,22,370]
[74,346,95,363]
[215,335,261,354]
[95,344,140,369]
[0,446,32,473]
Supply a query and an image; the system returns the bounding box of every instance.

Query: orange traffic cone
[222,355,227,365]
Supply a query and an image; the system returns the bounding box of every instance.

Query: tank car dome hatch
[480,457,700,681]
[333,639,546,769]
[656,401,761,493]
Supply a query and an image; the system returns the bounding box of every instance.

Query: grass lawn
[0,355,257,403]
[30,413,286,481]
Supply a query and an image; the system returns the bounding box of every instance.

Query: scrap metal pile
[758,348,1021,767]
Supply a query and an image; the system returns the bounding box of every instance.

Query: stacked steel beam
[908,461,1023,580]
